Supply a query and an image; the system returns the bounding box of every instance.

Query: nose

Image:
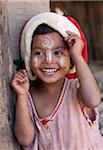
[45,50,53,63]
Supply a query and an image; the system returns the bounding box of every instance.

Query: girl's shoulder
[66,78,80,91]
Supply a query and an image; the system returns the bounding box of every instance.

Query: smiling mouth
[41,68,59,75]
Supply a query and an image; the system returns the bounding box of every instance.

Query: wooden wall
[0,0,49,149]
[50,1,103,61]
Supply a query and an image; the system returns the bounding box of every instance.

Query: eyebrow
[32,47,41,49]
[54,46,66,49]
[31,45,67,52]
[31,47,43,51]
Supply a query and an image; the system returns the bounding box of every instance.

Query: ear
[69,65,76,74]
[68,57,76,74]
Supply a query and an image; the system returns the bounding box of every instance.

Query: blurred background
[0,0,103,149]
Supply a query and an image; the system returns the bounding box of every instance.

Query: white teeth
[42,69,58,74]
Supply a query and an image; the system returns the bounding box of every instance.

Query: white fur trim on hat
[20,12,81,80]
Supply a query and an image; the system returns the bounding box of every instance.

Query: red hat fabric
[66,16,88,79]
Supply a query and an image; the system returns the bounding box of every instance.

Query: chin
[40,76,65,85]
[41,79,59,84]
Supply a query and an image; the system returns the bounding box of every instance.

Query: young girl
[11,12,103,150]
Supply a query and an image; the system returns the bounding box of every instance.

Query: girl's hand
[11,69,30,96]
[64,31,84,61]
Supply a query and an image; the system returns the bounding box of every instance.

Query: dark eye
[34,51,42,56]
[32,48,43,56]
[54,49,64,56]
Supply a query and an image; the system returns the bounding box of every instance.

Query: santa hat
[20,12,88,80]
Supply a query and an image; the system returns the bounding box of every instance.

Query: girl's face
[31,32,71,84]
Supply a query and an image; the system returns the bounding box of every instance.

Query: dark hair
[31,23,63,49]
[32,23,60,37]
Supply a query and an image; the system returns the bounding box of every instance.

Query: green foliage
[13,59,25,71]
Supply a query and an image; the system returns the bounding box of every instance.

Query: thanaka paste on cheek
[59,57,66,67]
[32,56,39,67]
[59,57,70,68]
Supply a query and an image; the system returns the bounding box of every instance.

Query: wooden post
[0,0,20,149]
[0,0,50,149]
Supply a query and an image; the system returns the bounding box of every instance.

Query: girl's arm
[14,94,35,146]
[73,55,100,108]
[65,32,101,108]
[11,70,35,146]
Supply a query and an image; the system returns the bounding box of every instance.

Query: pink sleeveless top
[23,78,103,150]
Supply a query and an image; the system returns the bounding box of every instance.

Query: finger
[14,76,24,83]
[14,74,28,83]
[64,36,70,41]
[12,78,24,85]
[15,77,28,83]
[22,69,28,77]
[18,69,28,79]
[66,31,73,35]
[16,70,28,79]
[65,36,75,44]
[65,31,79,40]
[66,37,76,48]
[18,69,27,76]
[15,72,25,79]
[68,36,76,43]
[64,34,75,42]
[16,72,25,79]
[66,31,78,36]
